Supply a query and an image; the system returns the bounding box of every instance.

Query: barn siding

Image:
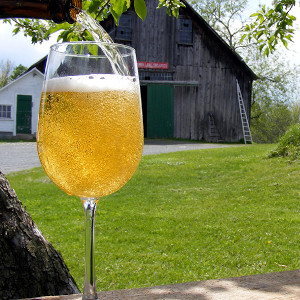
[104,0,256,142]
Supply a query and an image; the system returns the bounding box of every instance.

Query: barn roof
[25,1,257,80]
[181,0,257,80]
[26,56,47,74]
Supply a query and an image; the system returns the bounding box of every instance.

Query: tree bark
[0,171,80,299]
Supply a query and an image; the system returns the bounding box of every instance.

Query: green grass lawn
[6,144,300,292]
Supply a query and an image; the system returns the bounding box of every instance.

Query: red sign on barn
[137,61,169,69]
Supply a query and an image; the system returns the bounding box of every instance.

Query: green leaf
[110,0,124,16]
[134,0,147,21]
[269,35,275,43]
[110,0,131,24]
[2,19,12,24]
[259,44,265,52]
[266,9,275,17]
[48,23,70,35]
[110,0,126,20]
[256,31,264,39]
[103,8,108,19]
[88,44,99,55]
[259,15,265,24]
[109,7,120,24]
[12,27,20,35]
[288,15,296,21]
[88,0,101,14]
[58,30,70,42]
[282,38,288,48]
[286,18,293,26]
[275,4,283,12]
[239,33,247,43]
[285,34,293,41]
[264,46,270,56]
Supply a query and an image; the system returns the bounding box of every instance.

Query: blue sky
[0,0,299,68]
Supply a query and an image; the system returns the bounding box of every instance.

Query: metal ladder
[236,79,253,144]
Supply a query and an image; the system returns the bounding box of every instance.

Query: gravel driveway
[0,140,241,174]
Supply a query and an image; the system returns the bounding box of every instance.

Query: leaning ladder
[236,80,253,144]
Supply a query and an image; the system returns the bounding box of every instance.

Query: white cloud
[0,21,57,67]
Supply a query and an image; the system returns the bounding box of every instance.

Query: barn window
[0,105,12,119]
[179,18,193,45]
[115,14,132,41]
[139,71,173,81]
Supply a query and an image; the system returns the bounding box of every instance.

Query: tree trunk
[0,171,80,299]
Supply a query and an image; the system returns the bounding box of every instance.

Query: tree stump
[0,171,80,299]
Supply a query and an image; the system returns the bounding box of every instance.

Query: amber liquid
[37,75,143,198]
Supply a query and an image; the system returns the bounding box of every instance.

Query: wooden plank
[22,270,300,300]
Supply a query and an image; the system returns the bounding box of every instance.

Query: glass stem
[82,198,98,300]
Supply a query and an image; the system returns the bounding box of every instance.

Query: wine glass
[37,42,144,299]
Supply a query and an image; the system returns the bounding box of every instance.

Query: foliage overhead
[2,0,185,44]
[241,0,297,56]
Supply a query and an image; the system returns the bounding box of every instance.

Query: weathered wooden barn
[102,0,257,142]
[2,0,257,142]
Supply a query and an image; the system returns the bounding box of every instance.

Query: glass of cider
[37,42,143,299]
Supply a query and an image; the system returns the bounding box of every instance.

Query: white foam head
[45,74,138,92]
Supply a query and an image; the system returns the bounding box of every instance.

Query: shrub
[268,123,300,160]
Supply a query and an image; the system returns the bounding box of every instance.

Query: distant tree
[190,0,297,55]
[290,101,300,124]
[9,64,27,81]
[0,59,14,88]
[0,61,27,88]
[244,47,300,142]
[251,101,293,143]
[189,0,249,50]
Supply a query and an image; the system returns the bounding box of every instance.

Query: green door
[16,95,32,134]
[147,84,174,138]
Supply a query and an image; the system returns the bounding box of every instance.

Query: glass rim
[50,41,135,56]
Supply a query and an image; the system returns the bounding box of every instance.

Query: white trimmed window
[0,105,12,119]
